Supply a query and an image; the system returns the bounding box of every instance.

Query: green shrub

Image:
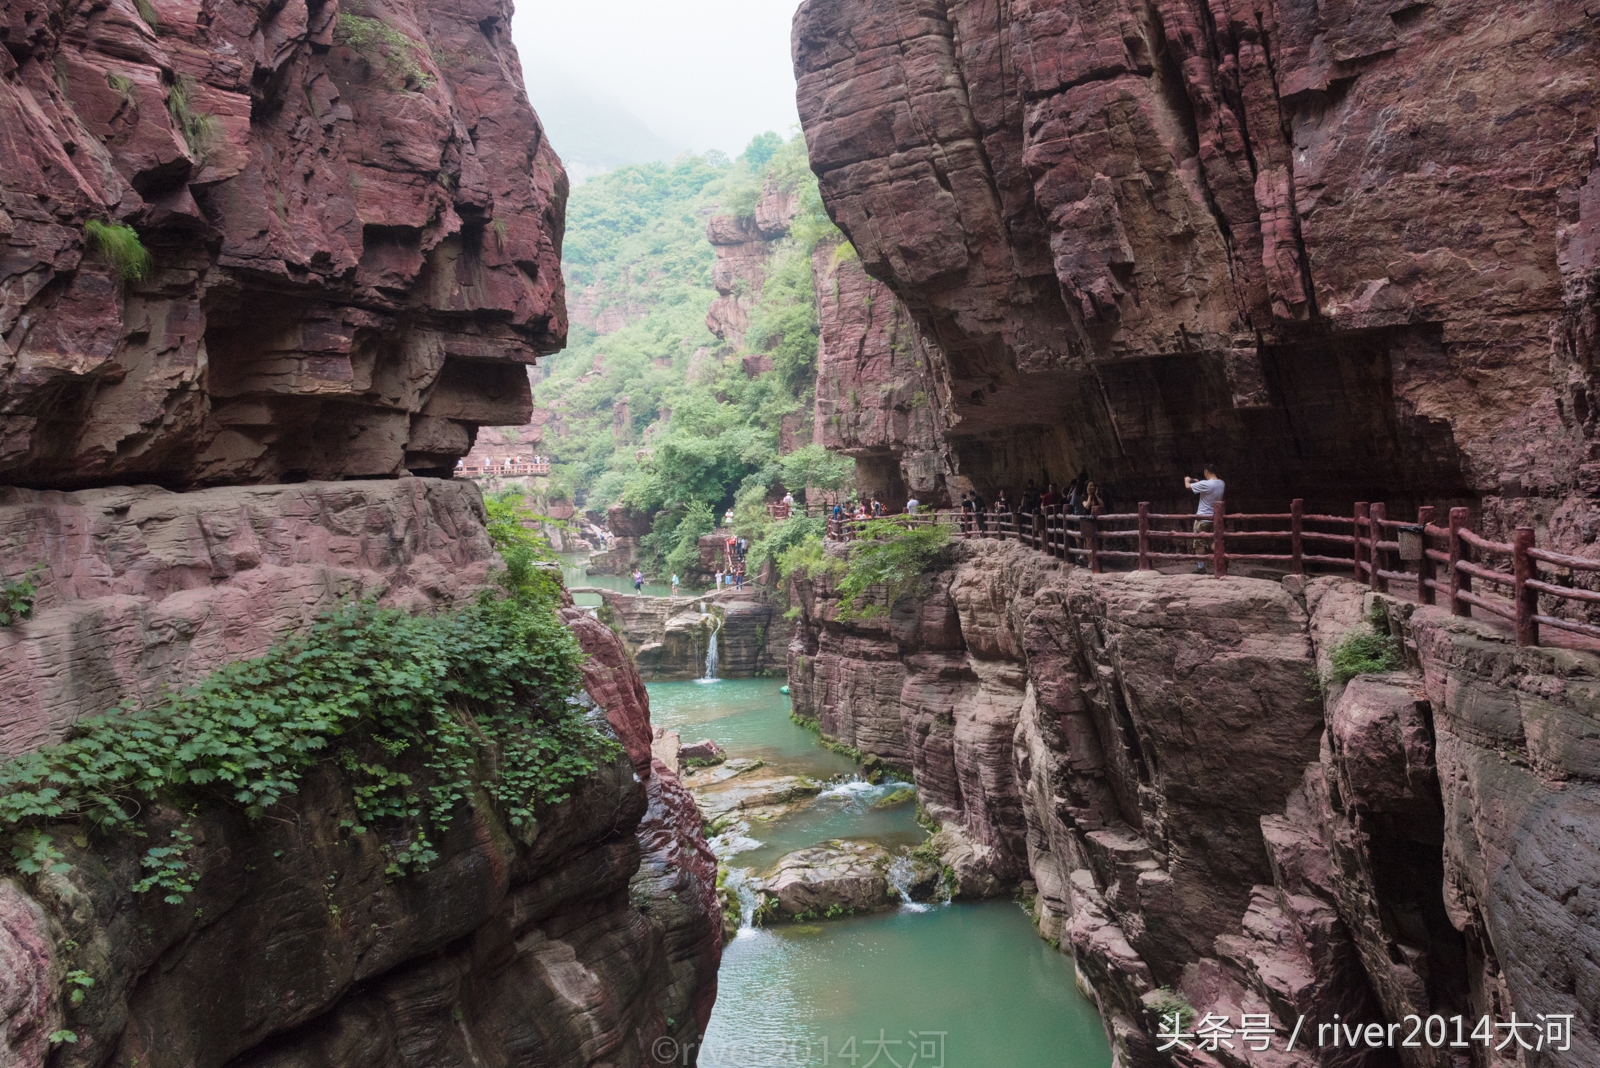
[1149,986,1196,1028]
[1328,627,1403,684]
[834,519,950,619]
[133,0,158,29]
[0,587,615,899]
[336,13,435,90]
[0,568,39,627]
[106,72,135,99]
[83,220,152,282]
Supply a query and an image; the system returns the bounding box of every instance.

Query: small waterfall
[700,612,721,681]
[887,855,932,913]
[725,867,760,931]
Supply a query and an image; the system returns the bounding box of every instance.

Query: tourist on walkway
[972,492,987,533]
[735,567,745,590]
[1186,464,1225,572]
[905,496,921,514]
[671,573,680,596]
[1041,483,1061,509]
[724,507,735,527]
[871,497,884,517]
[1073,482,1104,517]
[632,569,644,592]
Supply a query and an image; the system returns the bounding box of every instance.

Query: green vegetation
[1327,626,1404,684]
[166,74,219,160]
[534,132,852,578]
[84,220,152,282]
[1,568,39,627]
[1148,986,1197,1029]
[133,0,158,30]
[106,71,135,100]
[833,519,951,619]
[0,508,617,899]
[335,12,435,90]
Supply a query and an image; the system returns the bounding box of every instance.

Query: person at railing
[972,491,987,532]
[832,501,844,522]
[1041,483,1061,509]
[993,489,1012,516]
[871,497,884,517]
[1020,484,1040,519]
[782,490,795,508]
[960,492,976,533]
[905,496,921,514]
[1185,464,1225,573]
[1071,482,1104,517]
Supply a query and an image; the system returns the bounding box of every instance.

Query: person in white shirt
[1185,465,1225,572]
[904,497,920,513]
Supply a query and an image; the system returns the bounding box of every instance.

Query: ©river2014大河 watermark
[651,1030,948,1066]
[1158,1011,1575,1055]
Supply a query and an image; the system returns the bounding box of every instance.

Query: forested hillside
[529,135,852,578]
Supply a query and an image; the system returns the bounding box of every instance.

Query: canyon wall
[792,0,1600,530]
[2,0,565,488]
[0,601,722,1068]
[788,541,1599,1066]
[1,0,727,1061]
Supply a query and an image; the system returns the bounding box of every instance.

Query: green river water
[646,676,1113,1068]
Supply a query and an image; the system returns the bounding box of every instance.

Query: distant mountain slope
[524,67,683,183]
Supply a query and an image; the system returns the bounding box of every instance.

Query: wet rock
[678,739,727,767]
[759,841,896,920]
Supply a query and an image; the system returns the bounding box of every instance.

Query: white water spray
[887,855,932,913]
[701,612,721,681]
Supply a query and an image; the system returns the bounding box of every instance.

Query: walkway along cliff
[788,0,1600,1064]
[0,0,723,1062]
[788,538,1599,1067]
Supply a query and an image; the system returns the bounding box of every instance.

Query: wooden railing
[457,461,551,477]
[822,500,1600,648]
[1356,504,1600,647]
[826,512,948,541]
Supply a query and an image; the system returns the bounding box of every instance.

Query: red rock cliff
[793,0,1600,528]
[1,0,566,487]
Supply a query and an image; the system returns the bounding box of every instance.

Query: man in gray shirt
[1185,465,1224,572]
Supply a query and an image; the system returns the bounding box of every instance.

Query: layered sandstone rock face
[0,608,722,1068]
[0,478,496,754]
[789,541,1600,1066]
[793,0,1600,528]
[812,240,950,506]
[705,181,796,349]
[1,0,565,487]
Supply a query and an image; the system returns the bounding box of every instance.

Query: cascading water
[723,866,761,932]
[701,613,721,681]
[886,855,932,913]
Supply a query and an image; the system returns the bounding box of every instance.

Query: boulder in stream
[759,840,896,920]
[678,738,727,767]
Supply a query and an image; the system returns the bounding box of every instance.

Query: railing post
[1087,507,1101,574]
[1212,501,1227,577]
[1370,502,1388,593]
[1033,510,1045,552]
[1416,506,1436,606]
[1138,502,1151,571]
[1448,507,1472,617]
[1290,499,1304,575]
[1354,502,1370,581]
[1514,526,1539,647]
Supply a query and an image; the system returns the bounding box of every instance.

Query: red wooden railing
[458,460,551,477]
[822,500,1600,648]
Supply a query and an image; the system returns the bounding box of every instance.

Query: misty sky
[510,0,804,159]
